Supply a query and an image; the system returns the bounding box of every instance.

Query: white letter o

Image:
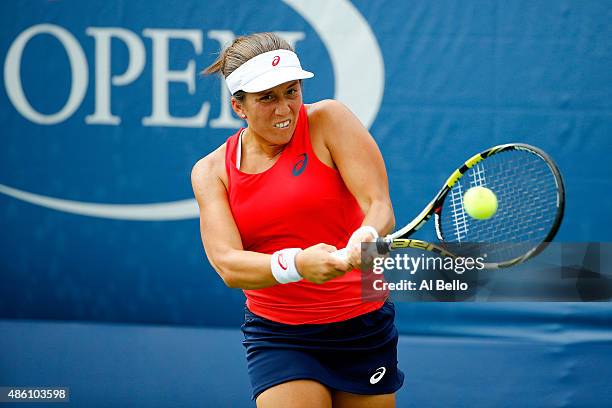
[4,24,88,125]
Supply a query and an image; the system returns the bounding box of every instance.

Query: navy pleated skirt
[241,301,404,400]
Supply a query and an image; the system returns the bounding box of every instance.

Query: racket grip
[376,238,391,254]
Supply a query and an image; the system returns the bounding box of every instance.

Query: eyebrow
[256,81,299,97]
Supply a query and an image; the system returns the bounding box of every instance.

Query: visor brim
[240,67,314,93]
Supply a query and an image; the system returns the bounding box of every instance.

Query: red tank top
[224,104,384,324]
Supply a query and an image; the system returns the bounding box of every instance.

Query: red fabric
[224,104,383,324]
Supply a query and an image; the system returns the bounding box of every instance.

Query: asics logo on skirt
[370,367,386,384]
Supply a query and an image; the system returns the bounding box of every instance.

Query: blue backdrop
[1,0,610,326]
[1,1,611,407]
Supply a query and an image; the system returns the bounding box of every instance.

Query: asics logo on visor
[224,50,313,95]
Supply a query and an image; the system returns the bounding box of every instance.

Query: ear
[231,97,247,119]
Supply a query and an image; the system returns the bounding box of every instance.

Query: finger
[320,270,342,283]
[330,247,349,262]
[319,244,338,253]
[362,252,375,267]
[330,254,351,271]
[348,245,362,263]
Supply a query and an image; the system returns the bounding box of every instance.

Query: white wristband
[349,226,379,243]
[271,248,303,284]
[347,226,379,250]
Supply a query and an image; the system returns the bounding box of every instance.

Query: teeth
[274,120,290,128]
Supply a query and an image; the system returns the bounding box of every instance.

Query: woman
[192,32,404,407]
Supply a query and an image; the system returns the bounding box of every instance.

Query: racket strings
[449,183,469,241]
[439,150,560,262]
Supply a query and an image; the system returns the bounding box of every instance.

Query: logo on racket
[278,253,288,270]
[272,55,280,66]
[292,153,308,177]
[369,367,386,384]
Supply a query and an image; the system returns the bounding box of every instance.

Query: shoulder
[306,99,367,147]
[191,142,228,192]
[306,99,353,126]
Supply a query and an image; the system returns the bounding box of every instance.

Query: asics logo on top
[292,153,308,177]
[369,367,386,384]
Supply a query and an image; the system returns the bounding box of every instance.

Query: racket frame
[376,143,565,268]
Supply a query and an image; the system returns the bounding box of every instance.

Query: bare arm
[311,100,395,235]
[191,153,276,289]
[191,149,350,289]
[310,100,395,266]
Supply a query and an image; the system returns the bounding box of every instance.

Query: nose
[275,98,290,116]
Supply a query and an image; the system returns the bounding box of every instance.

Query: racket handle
[376,237,391,254]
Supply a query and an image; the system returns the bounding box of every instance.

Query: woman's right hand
[295,243,353,284]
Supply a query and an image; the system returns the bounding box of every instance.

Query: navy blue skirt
[241,302,404,400]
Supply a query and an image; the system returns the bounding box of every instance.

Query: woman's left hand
[344,226,379,270]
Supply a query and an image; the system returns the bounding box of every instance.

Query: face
[232,80,303,146]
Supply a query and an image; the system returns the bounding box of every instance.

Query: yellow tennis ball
[463,186,498,220]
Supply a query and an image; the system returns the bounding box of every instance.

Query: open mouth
[274,119,291,129]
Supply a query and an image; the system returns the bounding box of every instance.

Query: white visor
[225,49,314,95]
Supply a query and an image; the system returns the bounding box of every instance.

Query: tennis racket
[337,143,565,269]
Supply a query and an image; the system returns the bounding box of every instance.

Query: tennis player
[192,32,404,407]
